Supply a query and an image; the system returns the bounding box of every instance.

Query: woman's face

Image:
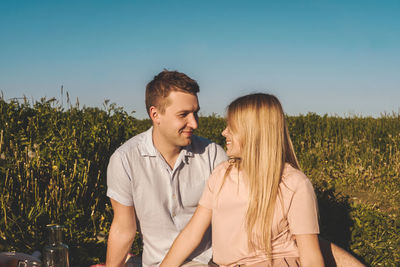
[222,125,241,157]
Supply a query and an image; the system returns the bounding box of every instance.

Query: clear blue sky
[1,0,399,118]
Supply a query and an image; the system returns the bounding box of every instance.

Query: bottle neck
[47,225,64,245]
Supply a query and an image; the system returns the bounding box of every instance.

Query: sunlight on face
[157,91,199,148]
[222,126,240,157]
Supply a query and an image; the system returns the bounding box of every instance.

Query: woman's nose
[222,127,228,137]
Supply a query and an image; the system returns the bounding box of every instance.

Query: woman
[161,93,324,267]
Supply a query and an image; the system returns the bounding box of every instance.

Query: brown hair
[145,70,200,116]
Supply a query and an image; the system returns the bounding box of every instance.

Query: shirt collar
[139,126,194,159]
[181,143,194,158]
[138,127,157,157]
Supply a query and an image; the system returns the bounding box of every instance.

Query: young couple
[105,70,364,267]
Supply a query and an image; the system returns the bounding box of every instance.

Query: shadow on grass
[315,187,367,266]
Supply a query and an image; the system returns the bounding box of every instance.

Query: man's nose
[187,113,198,129]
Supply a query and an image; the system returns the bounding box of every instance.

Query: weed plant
[0,98,399,266]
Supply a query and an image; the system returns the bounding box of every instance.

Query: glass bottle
[43,224,70,267]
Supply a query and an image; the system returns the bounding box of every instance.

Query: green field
[0,97,399,266]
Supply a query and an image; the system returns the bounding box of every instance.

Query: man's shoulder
[191,134,213,146]
[190,135,225,155]
[113,129,150,157]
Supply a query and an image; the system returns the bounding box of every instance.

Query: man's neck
[152,129,181,169]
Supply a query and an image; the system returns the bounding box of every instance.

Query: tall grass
[0,97,143,265]
[0,98,399,265]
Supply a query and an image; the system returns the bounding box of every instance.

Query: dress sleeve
[106,151,134,206]
[287,177,320,235]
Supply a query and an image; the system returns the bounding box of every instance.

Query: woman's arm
[160,205,212,267]
[295,234,325,267]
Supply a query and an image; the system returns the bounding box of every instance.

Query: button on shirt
[107,127,227,267]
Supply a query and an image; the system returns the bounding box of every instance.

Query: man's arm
[106,199,137,267]
[319,238,365,267]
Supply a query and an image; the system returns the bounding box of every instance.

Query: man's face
[155,91,199,148]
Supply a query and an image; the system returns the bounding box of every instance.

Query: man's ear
[149,106,161,125]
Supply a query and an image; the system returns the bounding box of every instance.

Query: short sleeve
[106,151,134,206]
[287,178,319,235]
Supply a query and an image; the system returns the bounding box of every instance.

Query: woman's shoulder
[213,160,231,173]
[281,163,310,191]
[206,161,234,191]
[209,160,240,184]
[208,161,231,181]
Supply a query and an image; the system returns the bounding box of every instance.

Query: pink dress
[199,162,320,267]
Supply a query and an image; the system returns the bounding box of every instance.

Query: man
[106,70,227,267]
[106,70,364,267]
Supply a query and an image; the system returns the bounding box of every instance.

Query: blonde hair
[225,93,299,256]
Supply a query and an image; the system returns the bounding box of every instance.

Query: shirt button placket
[171,172,178,220]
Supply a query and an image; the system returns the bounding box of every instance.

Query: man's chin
[180,137,193,147]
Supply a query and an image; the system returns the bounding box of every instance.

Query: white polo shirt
[107,127,227,267]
